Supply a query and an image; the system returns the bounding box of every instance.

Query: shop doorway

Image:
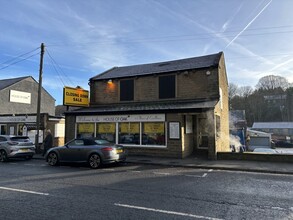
[0,125,7,135]
[197,117,209,149]
[8,125,16,135]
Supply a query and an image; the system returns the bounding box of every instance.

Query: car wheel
[0,150,8,162]
[47,152,59,166]
[88,153,101,169]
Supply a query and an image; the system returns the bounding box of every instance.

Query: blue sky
[1,0,293,105]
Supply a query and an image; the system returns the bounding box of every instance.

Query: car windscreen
[94,139,110,145]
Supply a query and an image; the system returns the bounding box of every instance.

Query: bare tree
[256,75,289,90]
[228,83,239,100]
[238,86,254,97]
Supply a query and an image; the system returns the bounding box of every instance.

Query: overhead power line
[46,25,293,47]
[0,47,40,66]
[45,48,75,87]
[0,52,40,71]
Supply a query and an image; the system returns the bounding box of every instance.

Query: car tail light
[101,147,113,151]
[7,141,18,145]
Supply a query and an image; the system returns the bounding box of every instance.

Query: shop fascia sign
[0,115,36,123]
[10,90,31,104]
[63,86,89,107]
[76,114,165,123]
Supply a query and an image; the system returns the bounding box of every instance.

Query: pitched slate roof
[0,76,29,90]
[65,99,218,115]
[90,52,223,81]
[252,122,293,129]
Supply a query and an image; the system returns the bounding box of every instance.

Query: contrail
[225,0,272,48]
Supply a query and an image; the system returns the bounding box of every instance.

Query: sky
[1,0,293,105]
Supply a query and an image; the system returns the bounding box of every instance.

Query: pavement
[33,153,293,175]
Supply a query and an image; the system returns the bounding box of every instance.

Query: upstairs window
[159,75,175,99]
[120,79,134,101]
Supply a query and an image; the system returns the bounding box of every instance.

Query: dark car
[45,138,126,169]
[0,135,35,162]
[274,140,293,148]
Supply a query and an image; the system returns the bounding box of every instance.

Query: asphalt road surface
[0,159,292,220]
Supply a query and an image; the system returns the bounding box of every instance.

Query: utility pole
[35,43,45,153]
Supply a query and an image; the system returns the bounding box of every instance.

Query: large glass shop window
[119,122,140,145]
[142,122,165,146]
[96,123,116,143]
[77,123,95,138]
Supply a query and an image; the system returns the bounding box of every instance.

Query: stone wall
[91,68,220,105]
[0,77,55,116]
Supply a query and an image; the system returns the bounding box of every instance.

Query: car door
[59,139,84,162]
[0,136,8,152]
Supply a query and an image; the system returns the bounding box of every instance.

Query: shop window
[76,123,95,138]
[159,75,175,99]
[283,129,289,135]
[120,79,134,101]
[96,123,116,143]
[119,122,140,145]
[142,122,165,146]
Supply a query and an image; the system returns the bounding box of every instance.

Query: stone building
[0,76,64,147]
[65,52,230,159]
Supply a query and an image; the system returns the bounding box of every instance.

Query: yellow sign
[63,86,89,107]
[120,123,139,133]
[97,123,115,133]
[78,123,94,133]
[144,123,164,133]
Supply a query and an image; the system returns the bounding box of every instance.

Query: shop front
[65,103,219,159]
[75,114,167,148]
[0,114,65,148]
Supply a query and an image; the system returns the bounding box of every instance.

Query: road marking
[114,203,223,220]
[131,171,141,173]
[271,207,286,211]
[208,169,213,172]
[185,173,208,178]
[0,186,49,196]
[102,169,115,171]
[24,164,35,166]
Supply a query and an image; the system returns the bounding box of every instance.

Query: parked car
[0,135,35,162]
[274,140,293,148]
[45,138,127,169]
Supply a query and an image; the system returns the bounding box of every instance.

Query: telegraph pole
[35,43,45,153]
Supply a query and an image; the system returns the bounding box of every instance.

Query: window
[76,123,94,138]
[68,139,85,146]
[120,79,134,101]
[159,75,175,99]
[0,125,7,135]
[96,123,116,143]
[119,122,140,145]
[142,122,165,145]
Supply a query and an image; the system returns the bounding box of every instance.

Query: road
[0,159,292,220]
